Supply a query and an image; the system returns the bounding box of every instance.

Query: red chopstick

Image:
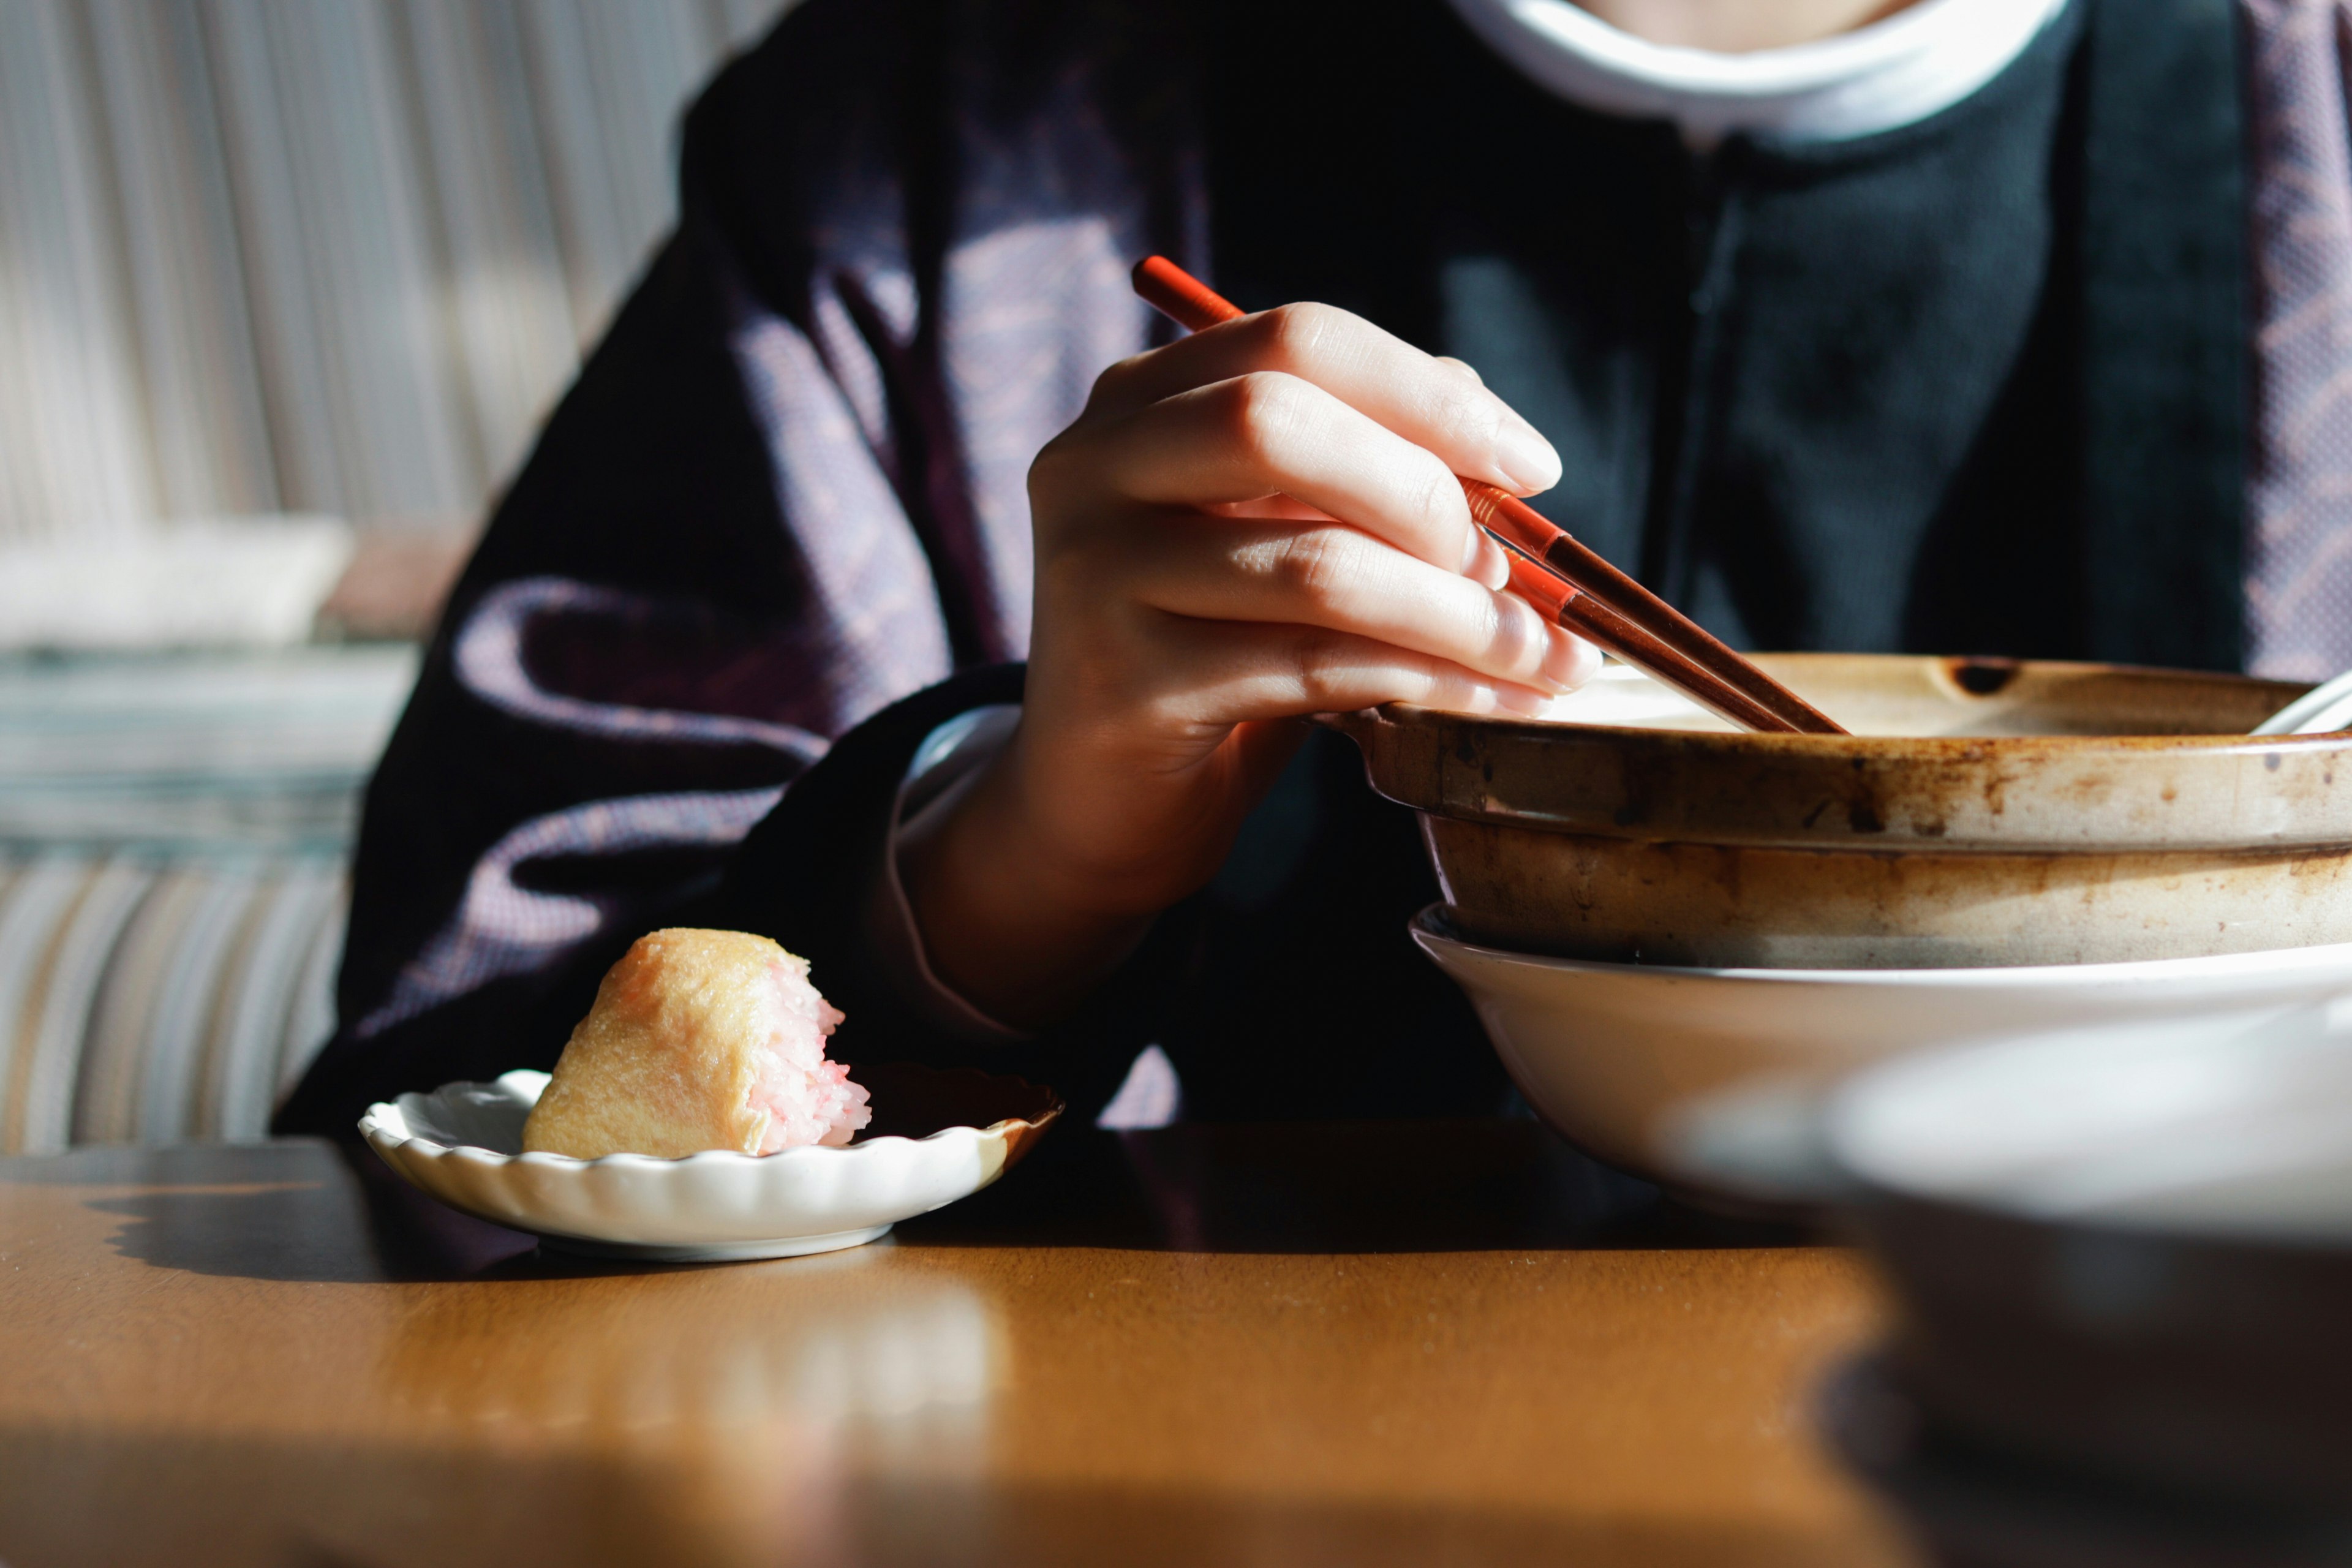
[1130,255,1847,736]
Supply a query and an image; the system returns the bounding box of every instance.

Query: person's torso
[1195,0,2241,666]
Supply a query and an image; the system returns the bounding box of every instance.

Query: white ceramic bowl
[1411,906,2352,1189]
[360,1064,1060,1261]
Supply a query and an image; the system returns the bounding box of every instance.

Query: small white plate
[360,1063,1060,1261]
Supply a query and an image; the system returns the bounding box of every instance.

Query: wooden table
[0,1121,1912,1567]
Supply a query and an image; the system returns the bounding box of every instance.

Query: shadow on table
[898,1120,1810,1254]
[6,1141,605,1284]
[0,1419,1897,1568]
[15,1117,1806,1286]
[79,1182,527,1284]
[845,1474,1897,1568]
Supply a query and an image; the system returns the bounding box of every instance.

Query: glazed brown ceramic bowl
[1326,654,2343,968]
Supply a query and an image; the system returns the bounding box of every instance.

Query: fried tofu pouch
[521,928,871,1159]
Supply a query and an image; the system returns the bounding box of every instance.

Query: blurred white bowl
[361,1065,1060,1261]
[1411,906,2352,1188]
[1815,1010,2352,1507]
[1826,1005,2352,1242]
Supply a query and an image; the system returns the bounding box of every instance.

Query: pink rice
[745,954,871,1151]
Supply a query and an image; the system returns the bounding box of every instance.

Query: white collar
[1443,0,2071,146]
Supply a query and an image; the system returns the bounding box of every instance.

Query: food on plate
[521,928,871,1159]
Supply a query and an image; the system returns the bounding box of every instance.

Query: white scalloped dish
[360,1061,1061,1261]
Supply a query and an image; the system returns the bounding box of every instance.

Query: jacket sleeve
[274,0,1196,1136]
[708,663,1199,1121]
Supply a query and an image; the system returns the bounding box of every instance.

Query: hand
[900,301,1599,1023]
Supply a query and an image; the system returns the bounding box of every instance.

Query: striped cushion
[0,647,415,1153]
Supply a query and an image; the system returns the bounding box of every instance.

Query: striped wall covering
[0,0,793,545]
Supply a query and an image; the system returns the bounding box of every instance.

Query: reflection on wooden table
[0,1120,1909,1567]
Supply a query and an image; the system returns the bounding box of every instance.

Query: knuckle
[1084,350,1151,409]
[1224,371,1310,461]
[1271,529,1360,610]
[1406,453,1461,528]
[1049,520,1119,578]
[1027,426,1087,502]
[1258,301,1338,368]
[1292,630,1358,709]
[1431,380,1504,446]
[1033,529,1112,609]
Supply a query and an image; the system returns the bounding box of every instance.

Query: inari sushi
[521,928,870,1159]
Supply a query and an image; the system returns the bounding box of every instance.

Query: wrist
[898,737,1161,1026]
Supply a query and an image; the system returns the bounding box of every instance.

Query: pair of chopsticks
[1131,256,1846,736]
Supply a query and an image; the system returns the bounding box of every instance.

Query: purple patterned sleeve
[2242,0,2352,679]
[276,0,1203,1131]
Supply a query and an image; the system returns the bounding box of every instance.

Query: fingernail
[1493,420,1561,495]
[1494,684,1554,718]
[1538,625,1587,691]
[1479,533,1513,590]
[1460,528,1512,585]
[1558,630,1605,690]
[1438,355,1485,388]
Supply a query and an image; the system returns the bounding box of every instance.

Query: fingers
[1147,620,1567,723]
[1202,494,1337,522]
[1089,303,1559,496]
[1047,371,1513,578]
[1207,490,1514,589]
[1112,514,1594,695]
